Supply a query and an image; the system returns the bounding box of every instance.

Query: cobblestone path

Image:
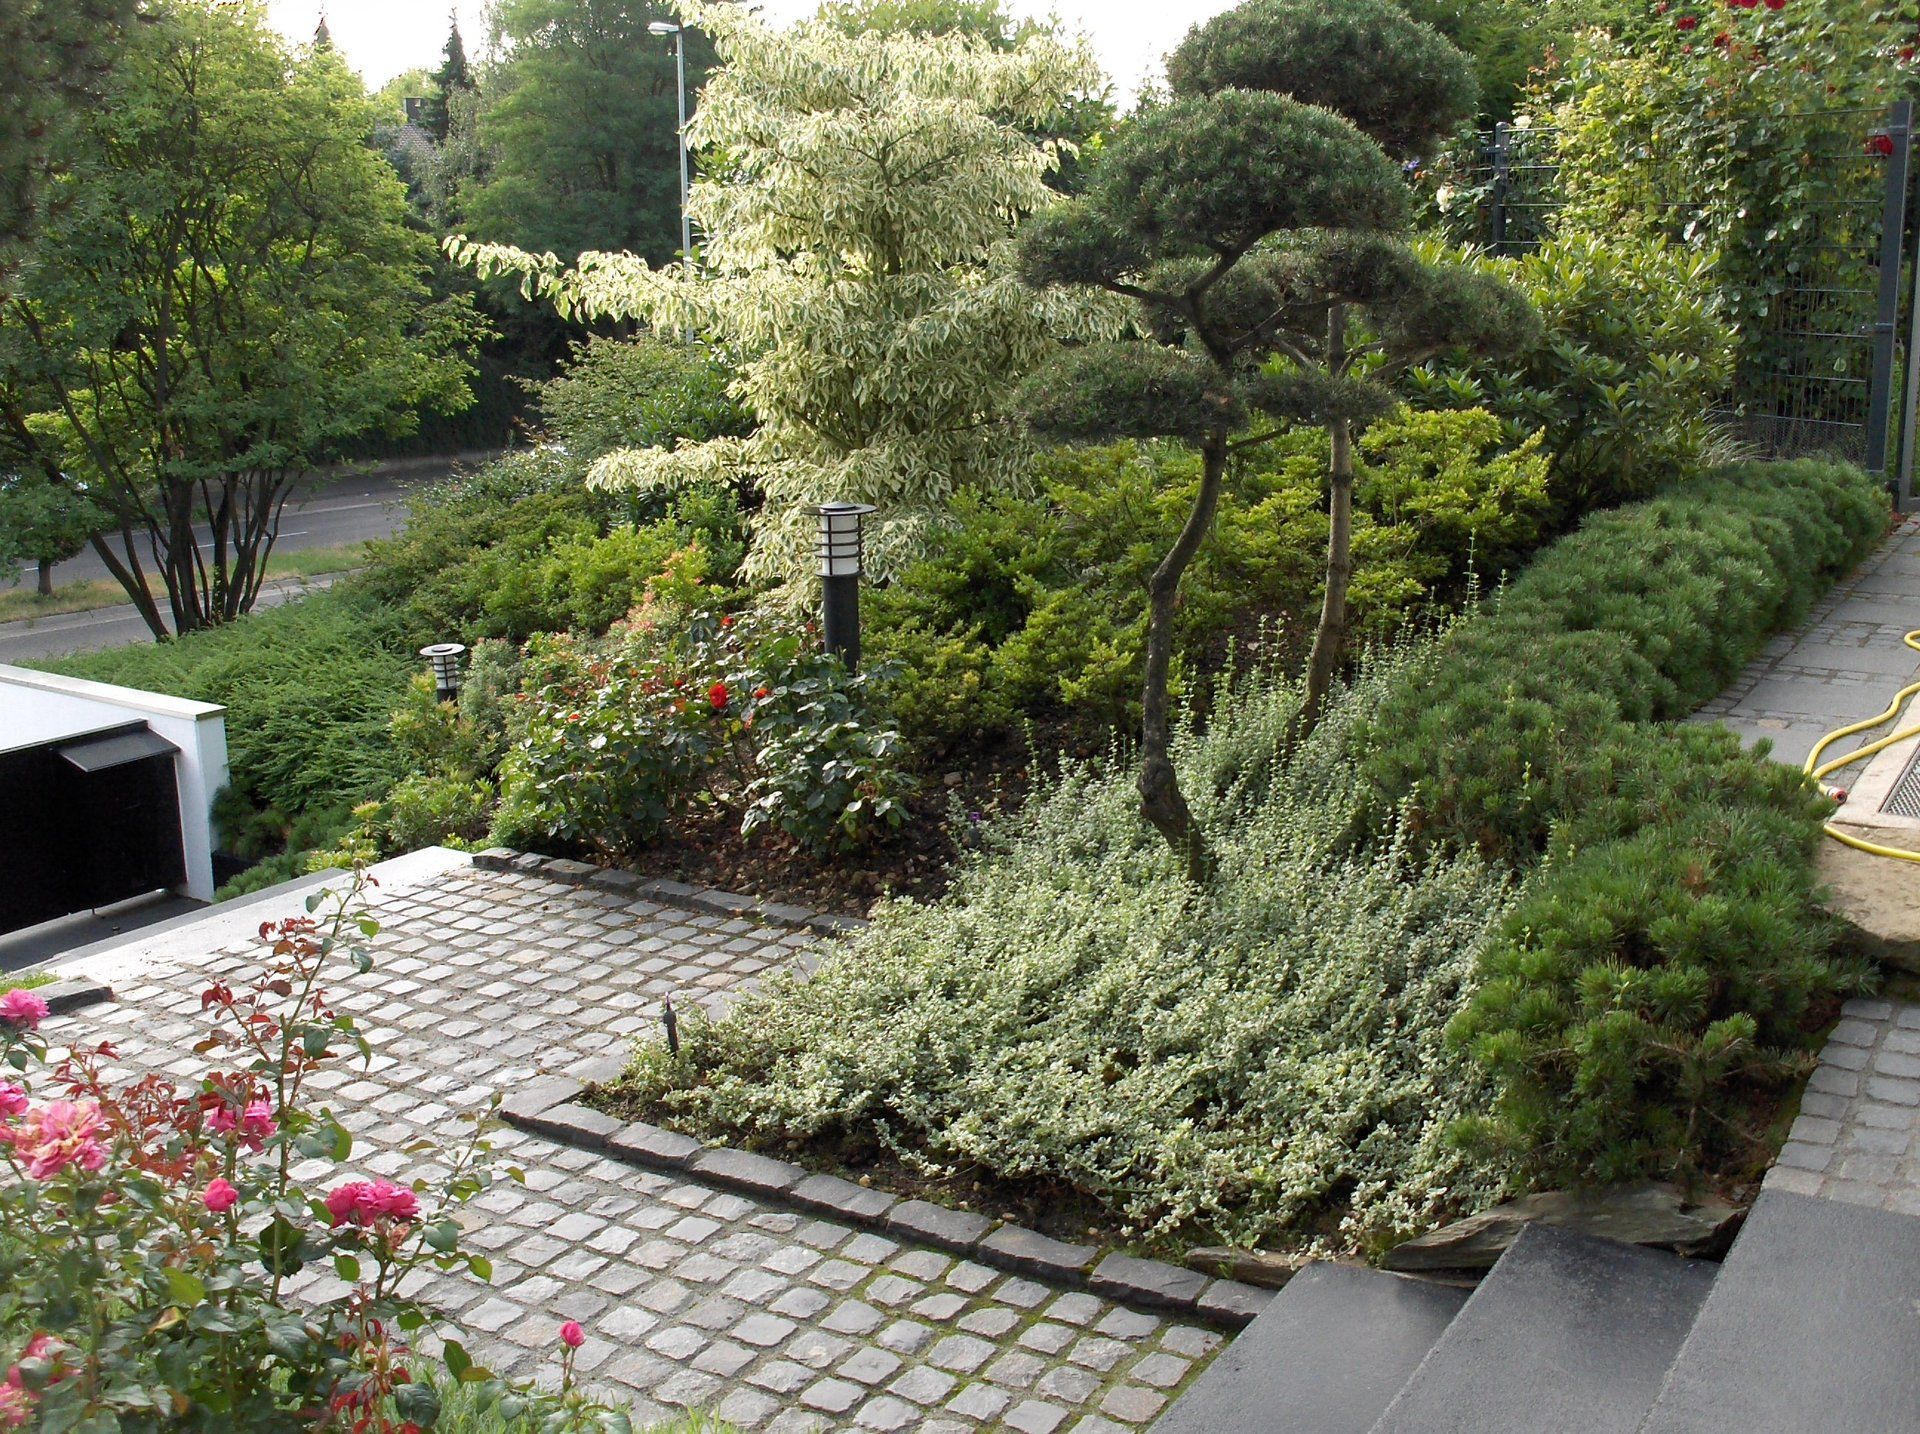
[1695,512,1920,768]
[46,861,1224,1432]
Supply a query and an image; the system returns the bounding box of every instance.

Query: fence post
[1865,99,1912,477]
[1900,194,1920,511]
[1488,122,1510,253]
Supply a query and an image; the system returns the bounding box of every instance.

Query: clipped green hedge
[1356,458,1887,1184]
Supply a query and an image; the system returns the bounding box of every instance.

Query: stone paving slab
[38,865,1224,1431]
[1693,514,1920,769]
[1764,995,1920,1220]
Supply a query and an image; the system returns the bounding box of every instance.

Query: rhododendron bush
[0,882,629,1433]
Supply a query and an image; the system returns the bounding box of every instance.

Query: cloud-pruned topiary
[1015,0,1536,880]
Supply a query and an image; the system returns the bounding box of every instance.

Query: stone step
[1638,1190,1920,1434]
[1150,1262,1467,1434]
[1368,1224,1715,1434]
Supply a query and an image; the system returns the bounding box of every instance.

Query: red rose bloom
[1676,13,1699,29]
[1763,0,1784,8]
[1868,133,1896,157]
[708,681,730,711]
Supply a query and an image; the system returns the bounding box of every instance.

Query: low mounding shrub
[868,413,1548,743]
[605,653,1515,1254]
[1357,458,1886,1185]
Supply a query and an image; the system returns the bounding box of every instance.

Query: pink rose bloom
[0,1084,26,1121]
[0,1382,31,1430]
[208,1098,277,1152]
[325,1178,421,1227]
[560,1320,585,1349]
[8,1100,108,1181]
[0,990,47,1032]
[203,1178,239,1214]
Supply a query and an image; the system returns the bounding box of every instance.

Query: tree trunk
[1138,431,1229,884]
[1299,304,1353,743]
[36,559,52,597]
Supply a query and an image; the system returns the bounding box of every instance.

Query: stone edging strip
[25,976,114,1016]
[501,1074,1275,1332]
[471,848,868,936]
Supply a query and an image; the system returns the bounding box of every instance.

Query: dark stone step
[1639,1190,1920,1434]
[1151,1262,1468,1434]
[1369,1224,1715,1434]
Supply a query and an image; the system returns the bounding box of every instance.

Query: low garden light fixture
[420,643,467,704]
[812,501,875,673]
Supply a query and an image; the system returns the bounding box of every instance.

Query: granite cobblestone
[41,865,1223,1430]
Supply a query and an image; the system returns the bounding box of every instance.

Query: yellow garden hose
[1802,629,1920,862]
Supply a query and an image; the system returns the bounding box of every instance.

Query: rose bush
[492,609,910,858]
[0,880,630,1433]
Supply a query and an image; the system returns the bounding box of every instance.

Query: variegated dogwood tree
[451,0,1124,587]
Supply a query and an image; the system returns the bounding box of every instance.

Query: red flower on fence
[1868,132,1896,157]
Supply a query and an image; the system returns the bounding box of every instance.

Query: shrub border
[471,847,1277,1331]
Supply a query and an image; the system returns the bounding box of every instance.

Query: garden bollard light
[420,643,467,704]
[812,501,875,674]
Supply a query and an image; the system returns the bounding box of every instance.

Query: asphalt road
[0,453,493,664]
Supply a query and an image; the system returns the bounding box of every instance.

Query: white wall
[0,665,228,901]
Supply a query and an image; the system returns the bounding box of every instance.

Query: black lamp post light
[812,501,875,673]
[420,643,467,704]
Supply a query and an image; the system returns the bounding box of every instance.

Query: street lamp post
[649,18,694,343]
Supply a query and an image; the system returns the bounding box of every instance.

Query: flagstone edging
[500,1072,1275,1334]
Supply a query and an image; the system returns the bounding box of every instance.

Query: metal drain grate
[1882,743,1920,818]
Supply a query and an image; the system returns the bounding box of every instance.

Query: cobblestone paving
[1767,994,1920,1220]
[45,864,1223,1431]
[1694,513,1920,768]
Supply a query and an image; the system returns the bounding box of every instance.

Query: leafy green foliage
[2,0,482,635]
[533,337,751,464]
[0,472,103,586]
[1409,234,1737,520]
[870,417,1547,743]
[1353,458,1887,1183]
[607,654,1514,1252]
[494,611,910,857]
[464,0,709,266]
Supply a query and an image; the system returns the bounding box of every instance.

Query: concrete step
[1151,1262,1468,1434]
[1639,1190,1920,1434]
[1368,1224,1716,1434]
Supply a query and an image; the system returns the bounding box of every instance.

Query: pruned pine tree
[451,0,1124,587]
[1016,0,1538,882]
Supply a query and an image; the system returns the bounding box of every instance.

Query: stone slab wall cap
[978,1224,1100,1283]
[806,913,868,934]
[542,858,600,885]
[608,1120,702,1167]
[688,1146,807,1196]
[788,1173,899,1222]
[1089,1252,1209,1312]
[510,853,545,872]
[758,902,819,926]
[1382,1181,1743,1272]
[690,888,756,915]
[473,848,518,870]
[1184,1246,1308,1290]
[882,1199,993,1252]
[1195,1278,1278,1328]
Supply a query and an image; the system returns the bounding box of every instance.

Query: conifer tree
[1017,0,1538,879]
[418,12,473,144]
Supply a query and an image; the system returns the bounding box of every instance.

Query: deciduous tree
[454,0,1122,585]
[0,0,482,638]
[0,472,103,596]
[1017,0,1536,879]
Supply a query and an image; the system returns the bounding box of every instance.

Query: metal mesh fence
[1454,106,1911,470]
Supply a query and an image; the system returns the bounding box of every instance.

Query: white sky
[266,1,1238,103]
